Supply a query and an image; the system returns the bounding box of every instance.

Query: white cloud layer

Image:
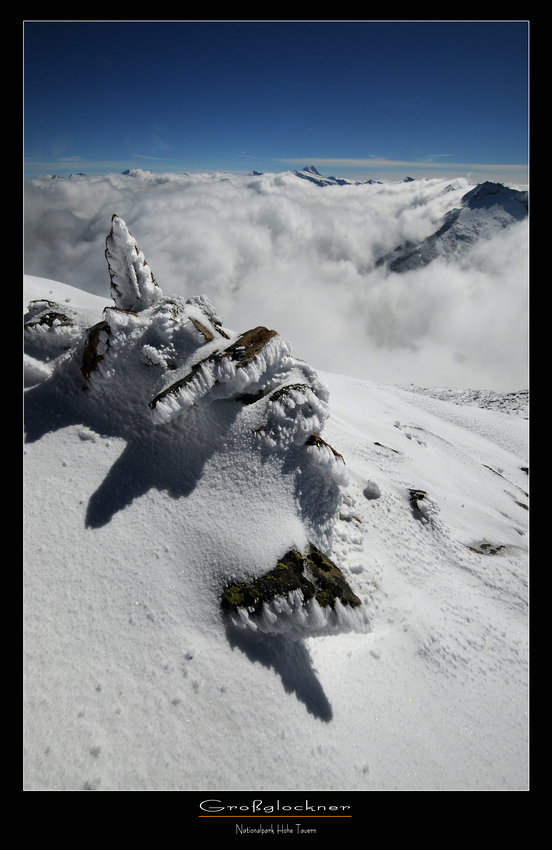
[24,169,528,390]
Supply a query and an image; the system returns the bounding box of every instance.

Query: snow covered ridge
[376,181,528,272]
[24,214,367,639]
[398,384,528,417]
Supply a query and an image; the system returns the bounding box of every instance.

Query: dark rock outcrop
[221,545,361,619]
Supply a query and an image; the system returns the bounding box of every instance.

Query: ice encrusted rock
[25,214,367,639]
[79,216,335,452]
[105,214,162,311]
[221,546,370,639]
[148,326,286,424]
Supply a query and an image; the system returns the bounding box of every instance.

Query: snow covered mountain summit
[377,181,528,272]
[292,165,353,187]
[291,165,381,186]
[24,214,370,640]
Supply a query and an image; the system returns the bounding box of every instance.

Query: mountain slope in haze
[377,181,528,272]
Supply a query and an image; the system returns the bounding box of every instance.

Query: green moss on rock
[221,545,361,617]
[305,545,361,608]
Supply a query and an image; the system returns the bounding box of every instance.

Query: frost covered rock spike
[105,214,162,311]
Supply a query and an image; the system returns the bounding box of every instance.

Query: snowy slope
[23,226,528,790]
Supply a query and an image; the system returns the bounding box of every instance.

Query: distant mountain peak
[376,180,528,273]
[292,165,383,187]
[461,181,528,214]
[121,168,156,177]
[292,166,353,187]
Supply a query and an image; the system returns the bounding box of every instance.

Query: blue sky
[24,20,529,184]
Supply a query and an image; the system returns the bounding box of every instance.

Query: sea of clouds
[23,169,528,391]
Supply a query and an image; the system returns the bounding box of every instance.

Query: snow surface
[24,261,528,791]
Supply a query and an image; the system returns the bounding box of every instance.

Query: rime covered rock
[221,545,369,639]
[149,326,282,422]
[24,298,86,367]
[24,214,366,639]
[105,214,162,311]
[24,300,74,332]
[80,320,111,381]
[147,325,330,431]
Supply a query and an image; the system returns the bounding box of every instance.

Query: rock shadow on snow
[225,626,333,722]
[84,401,240,528]
[23,363,235,530]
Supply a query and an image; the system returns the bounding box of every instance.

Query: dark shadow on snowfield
[23,360,235,529]
[84,402,239,528]
[226,626,333,722]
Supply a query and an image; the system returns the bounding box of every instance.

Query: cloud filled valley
[24,168,528,391]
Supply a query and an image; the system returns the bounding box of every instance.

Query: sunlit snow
[23,210,528,791]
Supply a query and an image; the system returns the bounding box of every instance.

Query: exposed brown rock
[188,316,215,342]
[305,433,345,464]
[221,326,278,367]
[467,541,506,555]
[268,383,310,403]
[409,489,427,511]
[81,320,110,381]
